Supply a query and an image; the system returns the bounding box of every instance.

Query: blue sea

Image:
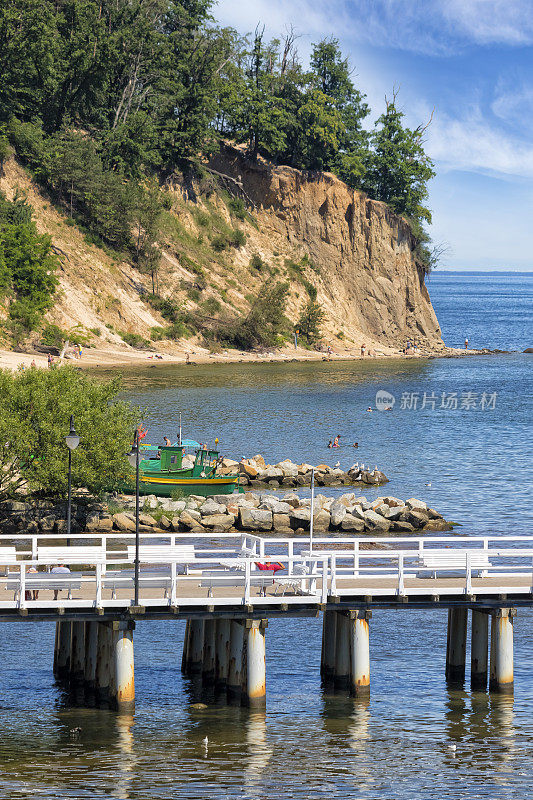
[0,271,531,799]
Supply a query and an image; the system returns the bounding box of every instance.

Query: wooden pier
[1,531,530,709]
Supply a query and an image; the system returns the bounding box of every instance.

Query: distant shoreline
[0,343,506,373]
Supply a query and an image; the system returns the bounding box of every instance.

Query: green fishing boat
[124,444,241,497]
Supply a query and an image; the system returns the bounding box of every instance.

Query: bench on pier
[0,546,18,568]
[37,546,106,565]
[219,546,258,572]
[274,563,315,596]
[199,570,275,598]
[4,572,82,599]
[103,570,172,600]
[416,550,491,577]
[126,545,197,574]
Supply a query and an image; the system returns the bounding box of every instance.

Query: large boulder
[423,519,451,531]
[139,513,157,527]
[167,500,187,514]
[282,493,300,508]
[330,500,347,527]
[406,509,429,528]
[144,494,158,510]
[273,513,292,532]
[221,457,240,468]
[276,460,298,478]
[297,463,314,475]
[178,510,204,531]
[239,461,258,479]
[362,510,391,531]
[261,466,284,481]
[201,513,235,531]
[252,454,267,470]
[113,512,136,532]
[238,507,273,531]
[391,520,415,532]
[341,516,365,532]
[313,510,331,531]
[384,505,407,521]
[199,500,226,516]
[382,496,404,508]
[406,498,427,512]
[259,498,292,514]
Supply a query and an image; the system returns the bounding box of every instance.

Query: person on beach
[464,338,468,349]
[163,436,171,446]
[26,566,39,601]
[30,360,37,368]
[361,344,366,357]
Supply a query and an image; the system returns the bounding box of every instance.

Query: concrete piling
[445,609,468,683]
[349,611,370,696]
[202,620,216,685]
[55,621,72,681]
[84,621,99,705]
[334,613,351,691]
[95,622,112,706]
[215,619,231,691]
[227,620,245,703]
[321,610,337,684]
[471,610,489,691]
[112,621,135,711]
[188,620,205,676]
[243,620,267,708]
[70,622,86,698]
[181,620,191,674]
[489,609,514,694]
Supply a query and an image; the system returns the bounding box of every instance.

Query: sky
[214,0,533,271]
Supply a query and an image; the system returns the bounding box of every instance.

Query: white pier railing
[1,533,533,611]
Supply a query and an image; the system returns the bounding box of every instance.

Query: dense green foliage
[0,1,436,348]
[222,281,290,350]
[298,300,325,345]
[0,366,140,498]
[0,191,58,337]
[0,1,435,230]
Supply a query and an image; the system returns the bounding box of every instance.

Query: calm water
[1,272,532,799]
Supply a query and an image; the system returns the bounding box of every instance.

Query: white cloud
[215,0,533,53]
[425,108,533,178]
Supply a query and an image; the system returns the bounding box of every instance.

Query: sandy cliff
[0,146,443,357]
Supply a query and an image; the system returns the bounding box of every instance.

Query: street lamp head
[127,447,138,468]
[127,429,140,468]
[65,415,80,451]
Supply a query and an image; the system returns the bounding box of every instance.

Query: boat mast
[178,413,182,447]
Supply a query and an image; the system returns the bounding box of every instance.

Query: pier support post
[70,622,86,699]
[334,613,351,691]
[215,619,231,691]
[446,608,468,683]
[84,621,99,705]
[227,620,245,703]
[321,610,337,684]
[471,610,489,691]
[111,621,135,711]
[349,611,371,696]
[202,619,216,686]
[188,620,205,676]
[243,619,267,708]
[181,620,191,674]
[55,621,72,681]
[95,622,112,706]
[489,609,514,694]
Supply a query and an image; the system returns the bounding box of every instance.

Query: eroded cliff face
[209,145,443,349]
[0,146,443,354]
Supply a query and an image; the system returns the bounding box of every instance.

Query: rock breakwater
[219,455,389,489]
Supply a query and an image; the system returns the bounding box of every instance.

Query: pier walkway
[0,532,529,709]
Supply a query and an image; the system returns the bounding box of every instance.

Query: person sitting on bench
[51,563,71,600]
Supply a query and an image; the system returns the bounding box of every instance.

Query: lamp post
[65,415,80,546]
[127,430,140,606]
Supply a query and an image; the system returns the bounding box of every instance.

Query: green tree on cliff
[364,94,435,223]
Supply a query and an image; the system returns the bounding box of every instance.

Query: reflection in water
[244,711,272,793]
[113,715,135,800]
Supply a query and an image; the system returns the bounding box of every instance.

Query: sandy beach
[0,340,477,372]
